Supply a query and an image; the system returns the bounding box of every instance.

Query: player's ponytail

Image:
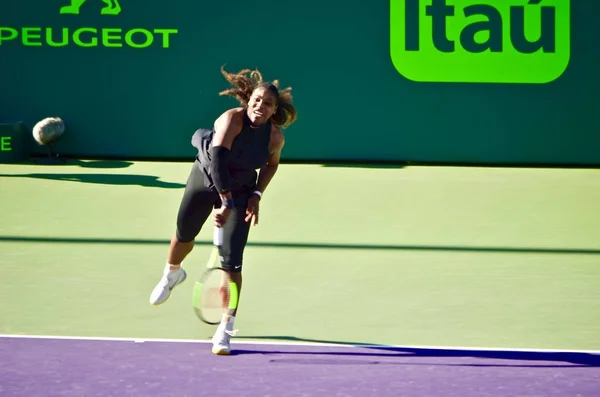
[271,99,297,129]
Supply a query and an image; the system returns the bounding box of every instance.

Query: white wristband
[253,190,262,198]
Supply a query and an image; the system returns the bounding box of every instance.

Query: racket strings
[192,230,240,326]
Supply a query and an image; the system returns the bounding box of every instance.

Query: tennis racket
[192,227,239,325]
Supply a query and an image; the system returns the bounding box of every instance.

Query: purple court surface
[1,335,599,396]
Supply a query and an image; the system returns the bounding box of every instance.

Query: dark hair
[218,66,297,129]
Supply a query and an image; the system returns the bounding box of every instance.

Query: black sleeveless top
[192,112,272,192]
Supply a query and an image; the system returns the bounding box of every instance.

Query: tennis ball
[32,117,65,146]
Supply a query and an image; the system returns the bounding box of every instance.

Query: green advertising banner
[1,0,598,165]
[390,0,571,84]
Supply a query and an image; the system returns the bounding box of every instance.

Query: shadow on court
[313,161,406,169]
[25,158,135,169]
[0,236,599,255]
[0,172,185,189]
[232,335,600,368]
[320,163,406,169]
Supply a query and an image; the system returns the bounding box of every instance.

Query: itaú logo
[390,0,571,84]
[0,0,179,49]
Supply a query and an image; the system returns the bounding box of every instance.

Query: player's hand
[214,206,232,228]
[245,195,260,226]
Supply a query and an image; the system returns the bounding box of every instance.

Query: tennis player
[149,66,297,355]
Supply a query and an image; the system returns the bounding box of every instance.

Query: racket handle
[214,227,223,247]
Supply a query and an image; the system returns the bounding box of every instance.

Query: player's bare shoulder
[214,107,245,131]
[270,124,285,153]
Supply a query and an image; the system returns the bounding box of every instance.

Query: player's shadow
[70,159,134,169]
[231,335,600,368]
[1,158,184,188]
[27,158,134,169]
[0,172,185,189]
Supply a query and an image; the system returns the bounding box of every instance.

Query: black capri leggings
[175,161,253,273]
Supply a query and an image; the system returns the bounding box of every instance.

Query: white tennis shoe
[149,265,187,305]
[212,319,237,355]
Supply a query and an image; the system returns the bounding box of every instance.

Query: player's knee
[175,227,196,243]
[222,263,243,273]
[221,254,243,273]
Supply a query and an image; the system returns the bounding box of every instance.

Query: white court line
[1,334,599,354]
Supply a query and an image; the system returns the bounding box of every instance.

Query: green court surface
[1,160,599,351]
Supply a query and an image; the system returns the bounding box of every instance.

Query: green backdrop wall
[1,0,598,165]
